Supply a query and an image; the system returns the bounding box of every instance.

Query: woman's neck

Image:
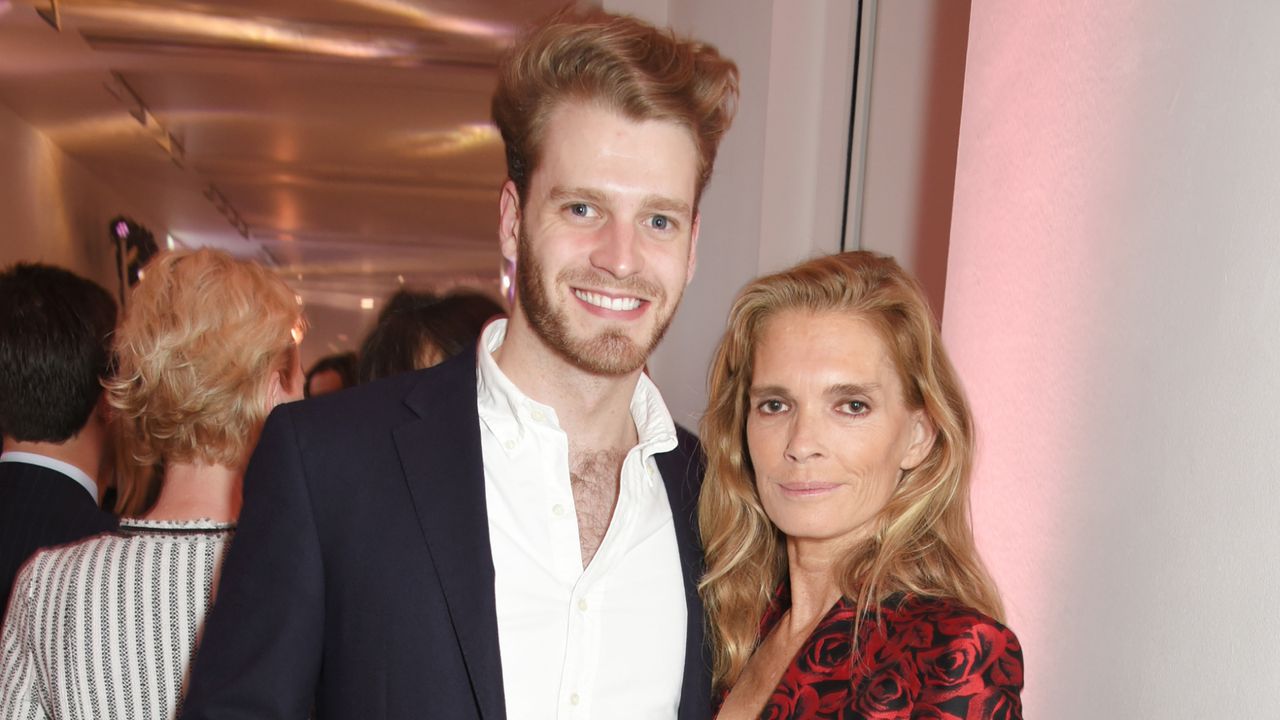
[143,460,243,523]
[784,536,859,629]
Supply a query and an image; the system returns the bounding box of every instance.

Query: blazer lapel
[654,430,712,720]
[393,352,506,720]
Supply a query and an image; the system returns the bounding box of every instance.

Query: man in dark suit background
[181,9,739,720]
[0,263,119,622]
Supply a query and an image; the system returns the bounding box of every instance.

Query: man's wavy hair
[698,251,1004,689]
[106,249,301,512]
[491,8,739,208]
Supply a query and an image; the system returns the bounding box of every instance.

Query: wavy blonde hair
[107,249,301,514]
[698,251,1004,689]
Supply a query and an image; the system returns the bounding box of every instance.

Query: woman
[700,251,1023,719]
[0,249,304,719]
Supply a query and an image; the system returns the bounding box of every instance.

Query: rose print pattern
[744,589,1023,719]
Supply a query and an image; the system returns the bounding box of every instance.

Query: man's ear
[499,180,521,263]
[900,409,936,471]
[686,213,701,285]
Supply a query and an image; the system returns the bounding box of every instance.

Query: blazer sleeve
[180,406,325,720]
[915,613,1024,719]
[0,564,51,720]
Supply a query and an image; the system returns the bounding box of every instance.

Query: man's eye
[650,214,671,231]
[568,203,594,217]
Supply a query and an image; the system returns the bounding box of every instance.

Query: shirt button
[577,598,588,612]
[503,439,516,451]
[531,409,546,422]
[552,504,565,516]
[570,693,580,706]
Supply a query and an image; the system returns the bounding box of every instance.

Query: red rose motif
[853,655,918,719]
[892,615,936,650]
[743,593,1023,720]
[965,686,1022,720]
[764,682,822,720]
[911,705,962,720]
[796,621,855,677]
[988,643,1023,689]
[918,622,1006,702]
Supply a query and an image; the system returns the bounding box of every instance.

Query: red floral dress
[729,587,1024,719]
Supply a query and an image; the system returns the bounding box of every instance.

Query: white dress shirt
[476,320,687,720]
[0,451,99,504]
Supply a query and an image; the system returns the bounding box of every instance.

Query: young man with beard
[181,10,738,720]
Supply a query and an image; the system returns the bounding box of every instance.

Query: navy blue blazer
[181,349,711,720]
[0,460,117,623]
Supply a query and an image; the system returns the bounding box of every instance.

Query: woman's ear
[900,409,936,471]
[266,370,287,410]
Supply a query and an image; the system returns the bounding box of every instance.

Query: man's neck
[3,435,102,486]
[492,318,642,450]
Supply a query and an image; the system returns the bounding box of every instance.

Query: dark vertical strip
[839,0,866,252]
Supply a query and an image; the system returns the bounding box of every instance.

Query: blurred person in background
[700,252,1023,719]
[358,289,504,383]
[0,249,304,720]
[303,351,358,398]
[0,263,118,624]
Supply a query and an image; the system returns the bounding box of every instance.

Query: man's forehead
[529,101,699,204]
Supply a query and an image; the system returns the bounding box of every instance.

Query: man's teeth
[574,290,642,311]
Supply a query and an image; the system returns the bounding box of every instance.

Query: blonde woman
[700,252,1023,719]
[0,249,303,720]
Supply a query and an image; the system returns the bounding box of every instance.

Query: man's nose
[589,220,643,279]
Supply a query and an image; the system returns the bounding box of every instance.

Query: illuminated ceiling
[0,0,577,357]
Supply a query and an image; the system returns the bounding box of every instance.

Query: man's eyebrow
[548,186,607,204]
[641,195,693,218]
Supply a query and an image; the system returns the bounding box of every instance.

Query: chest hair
[568,446,627,568]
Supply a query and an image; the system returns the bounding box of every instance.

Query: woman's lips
[777,482,840,497]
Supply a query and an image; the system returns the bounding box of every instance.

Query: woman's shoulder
[8,531,122,605]
[11,521,233,600]
[873,594,1024,716]
[881,594,1018,639]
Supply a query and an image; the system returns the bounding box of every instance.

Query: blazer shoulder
[288,349,478,428]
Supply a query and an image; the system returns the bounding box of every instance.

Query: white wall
[611,0,854,432]
[855,0,971,318]
[945,1,1280,715]
[0,100,162,297]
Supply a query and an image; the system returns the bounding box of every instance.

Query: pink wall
[946,1,1280,715]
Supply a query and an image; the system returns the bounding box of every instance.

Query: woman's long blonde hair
[698,251,1003,689]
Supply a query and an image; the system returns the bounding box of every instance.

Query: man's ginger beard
[516,225,682,376]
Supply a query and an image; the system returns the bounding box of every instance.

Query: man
[181,10,738,720]
[0,264,119,621]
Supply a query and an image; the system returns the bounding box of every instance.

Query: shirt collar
[476,318,678,457]
[0,450,100,503]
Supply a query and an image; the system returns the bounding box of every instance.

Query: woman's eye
[841,400,869,415]
[757,399,787,414]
